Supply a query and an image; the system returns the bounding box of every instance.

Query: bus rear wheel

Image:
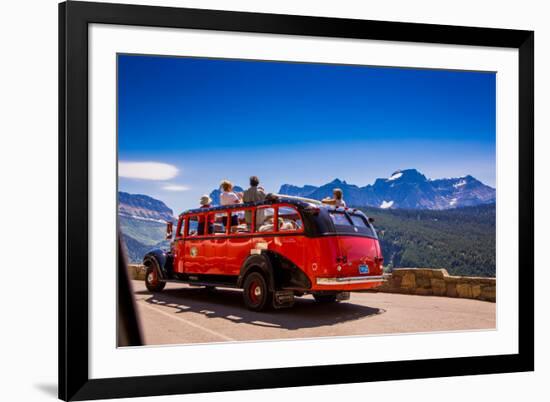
[243,272,271,311]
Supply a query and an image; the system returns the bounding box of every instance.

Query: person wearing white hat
[200,195,212,207]
[197,195,214,235]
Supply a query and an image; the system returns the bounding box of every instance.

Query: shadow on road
[135,287,384,330]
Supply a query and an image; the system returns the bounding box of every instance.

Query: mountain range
[211,169,495,210]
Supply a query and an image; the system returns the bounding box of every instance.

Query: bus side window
[256,207,275,232]
[187,216,199,236]
[230,210,250,233]
[212,212,228,235]
[278,206,303,232]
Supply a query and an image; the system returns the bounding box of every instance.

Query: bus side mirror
[166,221,174,240]
[368,217,375,223]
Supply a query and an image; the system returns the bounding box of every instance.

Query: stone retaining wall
[128,264,495,302]
[368,268,495,302]
[128,264,146,281]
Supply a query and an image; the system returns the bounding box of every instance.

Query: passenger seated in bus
[258,217,295,232]
[230,223,249,233]
[213,222,225,234]
[230,211,250,233]
[279,218,296,231]
[197,195,214,235]
[258,217,275,232]
[322,188,346,207]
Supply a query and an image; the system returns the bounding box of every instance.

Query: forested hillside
[359,204,496,277]
[119,215,169,263]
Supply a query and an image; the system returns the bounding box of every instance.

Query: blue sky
[118,54,496,213]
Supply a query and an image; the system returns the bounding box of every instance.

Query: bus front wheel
[145,266,166,293]
[243,272,271,311]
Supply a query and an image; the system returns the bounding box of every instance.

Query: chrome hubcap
[254,287,262,297]
[147,273,154,283]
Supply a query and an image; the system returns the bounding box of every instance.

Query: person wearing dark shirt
[243,176,266,227]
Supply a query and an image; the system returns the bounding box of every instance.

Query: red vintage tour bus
[143,194,385,311]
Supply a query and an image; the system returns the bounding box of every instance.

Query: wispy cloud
[119,161,179,180]
[162,184,190,192]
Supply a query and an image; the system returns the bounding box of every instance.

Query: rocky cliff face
[118,191,173,263]
[118,191,174,222]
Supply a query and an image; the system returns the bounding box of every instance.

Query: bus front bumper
[316,275,387,286]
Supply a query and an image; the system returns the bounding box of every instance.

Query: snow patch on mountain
[380,200,394,209]
[453,179,467,188]
[388,172,403,181]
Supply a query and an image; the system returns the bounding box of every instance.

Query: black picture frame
[59,1,534,400]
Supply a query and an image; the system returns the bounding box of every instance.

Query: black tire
[242,271,271,311]
[145,265,166,292]
[313,293,338,303]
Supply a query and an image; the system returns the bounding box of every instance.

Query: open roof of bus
[180,193,324,216]
[270,193,323,205]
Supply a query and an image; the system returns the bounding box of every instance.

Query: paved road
[131,280,496,345]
